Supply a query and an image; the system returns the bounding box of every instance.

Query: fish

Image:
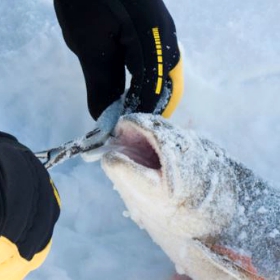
[100,113,280,280]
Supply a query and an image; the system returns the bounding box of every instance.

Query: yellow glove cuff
[162,55,184,118]
[0,236,52,280]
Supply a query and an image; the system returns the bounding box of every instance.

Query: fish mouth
[108,121,162,170]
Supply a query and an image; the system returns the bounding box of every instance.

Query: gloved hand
[55,0,183,121]
[0,132,60,280]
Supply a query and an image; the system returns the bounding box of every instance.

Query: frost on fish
[213,160,280,280]
[101,113,280,280]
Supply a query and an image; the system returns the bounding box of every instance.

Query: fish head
[101,114,277,280]
[101,113,236,238]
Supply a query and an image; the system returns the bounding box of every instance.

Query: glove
[0,132,60,280]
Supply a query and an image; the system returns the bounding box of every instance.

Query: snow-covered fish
[101,113,280,280]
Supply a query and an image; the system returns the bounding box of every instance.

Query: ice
[0,0,279,279]
[257,206,268,214]
[269,229,280,238]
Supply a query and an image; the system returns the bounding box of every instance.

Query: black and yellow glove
[54,0,184,120]
[0,132,60,280]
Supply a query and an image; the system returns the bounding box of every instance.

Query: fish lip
[107,118,163,172]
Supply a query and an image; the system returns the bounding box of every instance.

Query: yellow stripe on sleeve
[152,27,164,95]
[155,77,163,94]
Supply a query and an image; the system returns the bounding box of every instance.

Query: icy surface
[0,0,279,279]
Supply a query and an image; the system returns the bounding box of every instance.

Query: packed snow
[0,0,279,279]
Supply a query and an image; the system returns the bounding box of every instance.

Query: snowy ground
[0,0,279,279]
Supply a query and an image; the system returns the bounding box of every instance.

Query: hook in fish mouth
[108,121,162,170]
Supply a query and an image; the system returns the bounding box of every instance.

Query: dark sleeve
[0,132,60,261]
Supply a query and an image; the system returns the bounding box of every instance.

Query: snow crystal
[238,231,247,241]
[257,206,268,214]
[122,211,130,218]
[269,229,280,238]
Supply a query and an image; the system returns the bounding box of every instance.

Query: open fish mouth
[109,121,162,170]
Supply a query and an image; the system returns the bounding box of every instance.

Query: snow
[0,0,279,279]
[269,229,280,238]
[257,206,268,214]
